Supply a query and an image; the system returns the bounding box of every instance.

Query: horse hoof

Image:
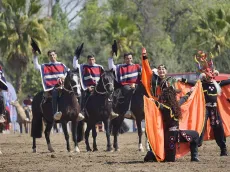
[48,148,55,152]
[74,147,80,153]
[139,148,144,152]
[93,148,98,152]
[32,149,37,153]
[115,148,120,152]
[48,144,55,152]
[106,147,113,152]
[87,149,92,152]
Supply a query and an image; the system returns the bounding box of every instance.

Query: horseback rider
[0,65,8,123]
[32,46,84,121]
[108,52,142,118]
[73,52,118,119]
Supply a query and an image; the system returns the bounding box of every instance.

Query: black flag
[31,38,41,54]
[112,40,117,56]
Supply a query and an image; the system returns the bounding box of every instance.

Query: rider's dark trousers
[52,88,59,115]
[198,107,226,151]
[164,130,199,162]
[80,90,91,111]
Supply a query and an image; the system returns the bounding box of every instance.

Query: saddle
[112,88,125,108]
[112,88,134,111]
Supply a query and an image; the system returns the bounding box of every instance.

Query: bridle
[95,73,114,95]
[63,72,81,96]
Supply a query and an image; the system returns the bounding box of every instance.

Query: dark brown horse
[84,70,115,152]
[31,70,83,153]
[111,82,148,151]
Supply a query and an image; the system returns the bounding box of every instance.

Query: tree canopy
[0,0,230,100]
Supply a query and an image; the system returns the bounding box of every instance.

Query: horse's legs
[19,122,23,134]
[61,122,70,152]
[24,122,28,134]
[136,118,144,152]
[85,123,93,152]
[44,122,54,152]
[112,122,120,151]
[32,137,37,153]
[145,131,150,151]
[92,126,98,151]
[103,120,112,151]
[71,121,80,153]
[113,132,119,151]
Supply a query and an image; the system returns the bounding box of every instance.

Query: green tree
[0,0,48,94]
[193,8,230,57]
[101,0,141,63]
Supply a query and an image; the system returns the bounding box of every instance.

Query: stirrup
[77,112,85,121]
[110,111,119,120]
[54,112,62,120]
[124,110,135,119]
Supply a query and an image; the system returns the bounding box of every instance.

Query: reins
[94,73,114,95]
[62,72,81,95]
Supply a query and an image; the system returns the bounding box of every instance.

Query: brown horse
[31,70,83,153]
[111,82,148,151]
[84,70,115,152]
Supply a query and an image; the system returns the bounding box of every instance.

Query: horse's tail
[119,120,129,134]
[31,92,43,138]
[110,117,129,135]
[77,121,84,142]
[31,117,43,138]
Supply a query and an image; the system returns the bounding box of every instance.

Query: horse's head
[95,69,114,95]
[64,69,81,97]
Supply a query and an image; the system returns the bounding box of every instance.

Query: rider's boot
[77,111,85,121]
[52,89,62,121]
[110,111,119,120]
[220,147,228,156]
[124,110,135,119]
[190,142,200,162]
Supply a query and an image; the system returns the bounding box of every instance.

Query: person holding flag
[142,47,205,162]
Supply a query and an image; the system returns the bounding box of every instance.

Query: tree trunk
[15,72,22,94]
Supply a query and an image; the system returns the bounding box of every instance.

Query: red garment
[116,64,141,85]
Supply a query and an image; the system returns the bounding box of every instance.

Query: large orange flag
[141,49,153,98]
[144,81,205,161]
[176,80,205,158]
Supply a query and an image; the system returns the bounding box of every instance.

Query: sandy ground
[0,131,230,172]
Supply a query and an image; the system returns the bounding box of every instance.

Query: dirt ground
[0,131,230,172]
